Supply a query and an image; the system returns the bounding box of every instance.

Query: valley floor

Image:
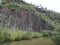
[0,37,55,45]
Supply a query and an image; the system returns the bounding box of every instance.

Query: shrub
[0,27,42,43]
[42,30,52,37]
[51,27,60,45]
[30,32,42,38]
[0,31,5,43]
[51,32,60,45]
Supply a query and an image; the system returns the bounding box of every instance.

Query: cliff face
[0,6,54,32]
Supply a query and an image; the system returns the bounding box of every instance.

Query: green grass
[0,37,55,45]
[0,2,35,11]
[38,10,60,28]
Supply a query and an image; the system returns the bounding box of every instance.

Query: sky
[24,0,60,12]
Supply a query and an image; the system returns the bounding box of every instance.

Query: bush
[42,30,52,37]
[0,27,42,43]
[30,32,42,38]
[51,32,60,45]
[51,27,60,45]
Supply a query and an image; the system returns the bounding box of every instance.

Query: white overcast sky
[24,0,60,12]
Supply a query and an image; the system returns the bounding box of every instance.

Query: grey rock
[0,7,54,32]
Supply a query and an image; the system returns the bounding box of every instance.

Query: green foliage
[51,27,60,45]
[51,32,60,45]
[0,27,42,43]
[54,26,60,32]
[0,2,35,11]
[41,30,52,37]
[37,5,60,45]
[28,32,42,39]
[38,7,60,28]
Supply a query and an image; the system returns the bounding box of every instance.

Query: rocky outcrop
[0,7,54,32]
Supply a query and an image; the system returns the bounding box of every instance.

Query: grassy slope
[0,2,60,28]
[0,37,55,45]
[0,2,35,11]
[0,2,59,45]
[38,10,60,28]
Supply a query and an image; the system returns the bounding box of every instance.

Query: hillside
[36,7,60,27]
[0,1,60,32]
[0,0,60,45]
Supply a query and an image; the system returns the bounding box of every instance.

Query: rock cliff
[0,2,54,32]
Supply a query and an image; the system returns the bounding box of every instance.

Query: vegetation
[36,6,60,28]
[51,27,60,45]
[0,0,60,45]
[1,38,55,45]
[0,27,43,43]
[0,2,35,11]
[36,6,60,45]
[41,30,52,37]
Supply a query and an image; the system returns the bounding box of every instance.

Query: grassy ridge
[0,2,35,11]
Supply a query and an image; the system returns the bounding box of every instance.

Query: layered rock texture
[0,0,54,32]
